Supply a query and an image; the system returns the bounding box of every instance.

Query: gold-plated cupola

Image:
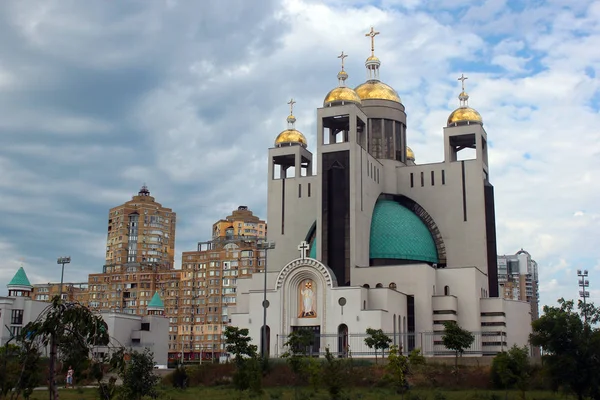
[447,74,483,126]
[274,98,308,148]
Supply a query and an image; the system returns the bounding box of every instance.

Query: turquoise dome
[369,200,438,263]
[309,236,317,259]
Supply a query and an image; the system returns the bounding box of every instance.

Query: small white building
[95,292,169,366]
[1,268,169,366]
[231,31,532,358]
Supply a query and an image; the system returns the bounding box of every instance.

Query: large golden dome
[275,128,307,148]
[406,146,415,161]
[324,87,362,106]
[355,80,401,103]
[447,107,483,126]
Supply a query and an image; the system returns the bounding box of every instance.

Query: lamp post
[577,269,590,324]
[257,240,275,359]
[56,257,71,301]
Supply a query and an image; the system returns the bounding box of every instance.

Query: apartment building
[174,206,266,362]
[497,249,540,321]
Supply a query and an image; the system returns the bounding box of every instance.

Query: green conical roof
[8,267,32,288]
[148,291,164,309]
[369,200,439,263]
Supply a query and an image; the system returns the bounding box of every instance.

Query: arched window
[376,283,383,288]
[362,284,370,289]
[444,285,450,296]
[338,324,349,357]
[389,282,397,289]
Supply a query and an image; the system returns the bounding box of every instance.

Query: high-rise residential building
[175,206,266,362]
[104,185,176,271]
[86,186,179,340]
[497,249,540,320]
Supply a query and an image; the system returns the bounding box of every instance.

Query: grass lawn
[34,386,570,400]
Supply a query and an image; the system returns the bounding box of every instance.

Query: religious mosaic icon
[299,279,316,318]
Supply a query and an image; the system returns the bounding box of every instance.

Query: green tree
[322,348,347,400]
[364,328,392,364]
[530,298,600,400]
[384,345,410,397]
[0,344,21,398]
[223,326,262,394]
[115,349,159,400]
[441,321,474,373]
[490,345,531,400]
[282,329,315,398]
[19,297,110,400]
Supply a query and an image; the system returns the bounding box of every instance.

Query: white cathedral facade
[231,30,532,358]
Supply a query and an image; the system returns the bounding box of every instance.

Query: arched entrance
[337,324,349,357]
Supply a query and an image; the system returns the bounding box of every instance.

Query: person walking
[66,366,74,388]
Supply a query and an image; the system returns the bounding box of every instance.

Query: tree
[441,321,474,372]
[322,348,347,400]
[530,298,600,400]
[114,349,159,400]
[384,345,410,397]
[491,345,531,400]
[364,328,392,364]
[282,329,315,397]
[19,297,110,400]
[223,326,262,393]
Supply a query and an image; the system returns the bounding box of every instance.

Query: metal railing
[274,331,508,358]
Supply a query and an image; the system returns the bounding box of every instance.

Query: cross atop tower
[458,74,468,91]
[298,241,310,260]
[338,51,348,71]
[287,98,296,116]
[365,26,380,55]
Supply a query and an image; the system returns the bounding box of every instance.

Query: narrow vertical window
[308,182,311,197]
[442,170,446,185]
[298,184,302,198]
[431,170,435,186]
[410,173,414,188]
[420,172,424,187]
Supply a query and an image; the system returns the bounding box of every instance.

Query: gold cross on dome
[338,51,348,70]
[287,98,296,116]
[458,74,468,91]
[365,26,380,55]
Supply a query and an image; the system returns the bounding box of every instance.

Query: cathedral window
[444,285,450,296]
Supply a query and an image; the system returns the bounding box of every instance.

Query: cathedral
[231,28,532,357]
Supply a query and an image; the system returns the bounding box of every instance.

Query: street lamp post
[577,269,590,324]
[257,240,275,359]
[56,257,71,301]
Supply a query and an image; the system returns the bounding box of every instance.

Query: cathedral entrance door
[291,325,321,356]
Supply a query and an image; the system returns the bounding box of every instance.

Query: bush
[171,365,187,389]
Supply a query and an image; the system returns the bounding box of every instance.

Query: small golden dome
[355,80,401,103]
[447,107,483,126]
[324,87,362,106]
[274,129,307,148]
[406,146,415,161]
[366,55,380,63]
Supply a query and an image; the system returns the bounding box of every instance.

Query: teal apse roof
[148,292,164,308]
[8,267,32,288]
[369,200,439,263]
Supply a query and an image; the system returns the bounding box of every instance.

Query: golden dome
[366,55,380,63]
[323,87,362,106]
[354,80,401,103]
[406,146,415,161]
[447,107,483,126]
[274,129,307,147]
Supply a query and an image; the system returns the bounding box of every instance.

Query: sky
[0,0,599,310]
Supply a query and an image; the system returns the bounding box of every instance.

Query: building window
[431,170,435,186]
[410,173,414,188]
[442,170,446,185]
[420,172,424,187]
[11,309,23,325]
[444,286,450,296]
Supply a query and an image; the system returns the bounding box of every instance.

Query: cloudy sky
[0,0,598,309]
